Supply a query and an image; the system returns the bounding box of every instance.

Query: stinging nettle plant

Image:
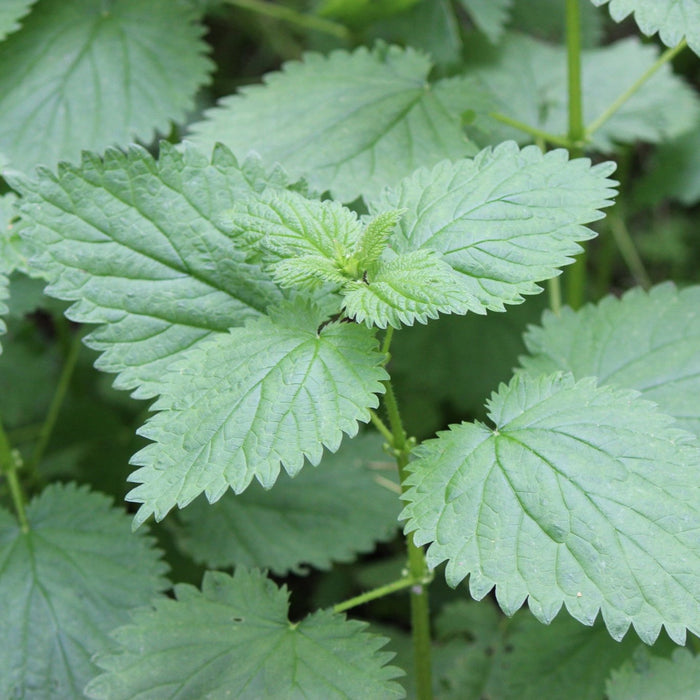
[2,0,700,697]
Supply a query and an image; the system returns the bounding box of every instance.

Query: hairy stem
[565,0,586,309]
[0,419,29,532]
[488,113,572,149]
[27,328,82,475]
[222,0,351,40]
[548,277,562,316]
[586,40,688,139]
[333,575,424,614]
[382,378,433,700]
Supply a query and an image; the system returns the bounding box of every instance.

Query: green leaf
[633,129,700,206]
[521,284,700,440]
[606,648,700,700]
[189,44,484,202]
[12,142,284,398]
[0,193,17,353]
[0,483,168,700]
[371,142,617,312]
[0,0,212,172]
[343,249,477,328]
[434,601,640,700]
[401,372,700,644]
[356,209,405,268]
[128,299,388,527]
[85,569,405,699]
[0,0,35,41]
[226,188,363,264]
[466,34,699,150]
[590,0,700,56]
[173,434,400,575]
[459,0,513,42]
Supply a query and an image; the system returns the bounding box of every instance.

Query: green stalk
[607,207,651,289]
[27,329,82,475]
[564,0,586,310]
[0,419,29,532]
[333,575,423,614]
[548,277,562,316]
[222,0,351,40]
[488,113,572,149]
[586,40,688,139]
[383,378,433,700]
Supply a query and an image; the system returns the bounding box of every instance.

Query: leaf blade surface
[401,372,700,644]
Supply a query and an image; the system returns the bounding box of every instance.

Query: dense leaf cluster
[2,0,700,697]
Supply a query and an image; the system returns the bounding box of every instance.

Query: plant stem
[333,575,422,614]
[488,113,571,149]
[565,0,586,309]
[382,378,433,700]
[586,40,688,139]
[381,326,394,357]
[27,328,82,475]
[369,409,394,444]
[548,277,562,316]
[222,0,351,40]
[608,207,651,289]
[0,419,29,532]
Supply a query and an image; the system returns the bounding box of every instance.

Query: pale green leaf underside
[0,0,35,41]
[174,434,401,575]
[459,0,513,42]
[0,0,212,172]
[401,372,700,644]
[521,283,700,440]
[468,34,699,150]
[372,142,617,312]
[606,648,700,700]
[343,249,477,328]
[189,44,482,202]
[590,0,700,56]
[12,143,283,398]
[128,301,388,527]
[85,569,405,699]
[0,484,168,700]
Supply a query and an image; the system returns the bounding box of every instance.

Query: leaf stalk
[221,0,351,40]
[27,327,83,475]
[0,419,29,532]
[333,572,432,614]
[487,113,571,149]
[585,39,688,139]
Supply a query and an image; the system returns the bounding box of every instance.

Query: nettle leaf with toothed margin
[12,142,284,399]
[0,192,20,354]
[228,189,461,327]
[606,648,700,700]
[128,299,388,527]
[370,142,617,312]
[521,283,700,440]
[189,43,484,202]
[0,0,35,41]
[225,188,364,267]
[590,0,700,56]
[466,34,699,151]
[172,434,401,576]
[401,372,700,644]
[458,0,513,43]
[0,484,168,700]
[343,249,478,329]
[85,569,405,700]
[0,0,212,172]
